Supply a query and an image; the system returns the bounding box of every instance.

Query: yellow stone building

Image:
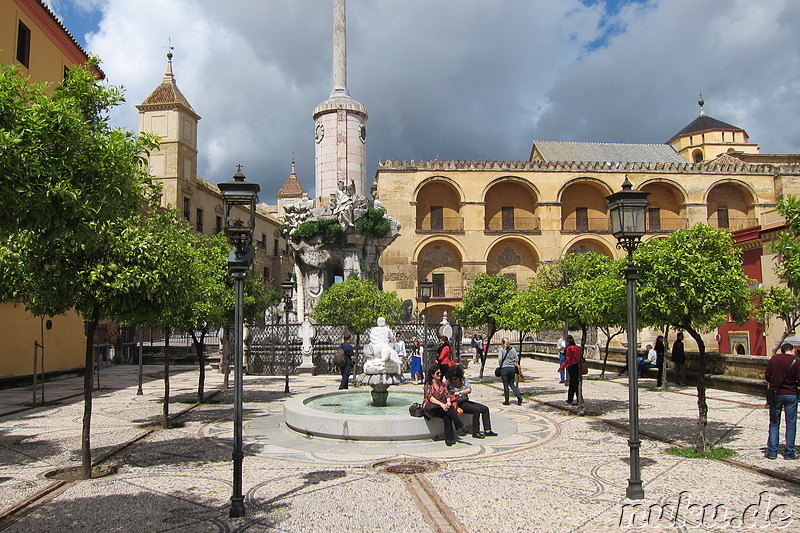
[376,106,800,345]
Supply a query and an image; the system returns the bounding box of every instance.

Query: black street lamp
[606,176,650,500]
[219,165,260,518]
[282,279,295,394]
[419,279,433,369]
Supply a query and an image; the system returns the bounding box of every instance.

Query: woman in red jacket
[437,336,456,379]
[557,335,581,404]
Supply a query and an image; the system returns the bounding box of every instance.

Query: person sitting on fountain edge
[423,366,469,446]
[446,365,497,438]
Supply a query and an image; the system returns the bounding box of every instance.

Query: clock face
[359,123,367,143]
[315,122,324,143]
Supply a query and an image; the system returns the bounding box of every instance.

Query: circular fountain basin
[284,390,457,441]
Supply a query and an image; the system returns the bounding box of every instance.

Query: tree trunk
[576,325,586,415]
[191,328,207,402]
[686,325,709,452]
[162,329,170,429]
[479,327,497,380]
[81,307,100,479]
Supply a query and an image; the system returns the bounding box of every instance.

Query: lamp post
[282,280,295,394]
[606,176,650,500]
[219,165,260,518]
[419,279,433,369]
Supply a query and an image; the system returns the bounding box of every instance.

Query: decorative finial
[163,39,175,81]
[290,155,297,177]
[698,93,705,116]
[621,175,633,190]
[236,164,243,172]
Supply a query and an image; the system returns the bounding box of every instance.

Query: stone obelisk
[313,0,368,205]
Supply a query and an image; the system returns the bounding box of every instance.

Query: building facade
[376,109,800,355]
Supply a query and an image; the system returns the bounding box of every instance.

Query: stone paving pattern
[0,359,798,532]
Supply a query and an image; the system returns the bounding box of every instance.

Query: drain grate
[386,464,428,474]
[371,457,443,475]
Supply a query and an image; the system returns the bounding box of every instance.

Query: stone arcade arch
[485,237,540,288]
[563,236,615,258]
[415,177,464,232]
[705,180,757,231]
[483,177,540,232]
[559,178,614,233]
[638,180,689,232]
[416,239,464,301]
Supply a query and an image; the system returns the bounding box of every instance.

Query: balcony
[710,217,759,231]
[417,216,464,232]
[561,217,611,233]
[645,217,688,232]
[417,286,465,300]
[485,216,540,233]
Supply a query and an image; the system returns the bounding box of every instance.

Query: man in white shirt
[637,344,657,377]
[394,332,407,370]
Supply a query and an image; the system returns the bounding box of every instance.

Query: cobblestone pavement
[0,359,798,532]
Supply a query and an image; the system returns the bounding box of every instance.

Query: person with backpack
[338,334,355,390]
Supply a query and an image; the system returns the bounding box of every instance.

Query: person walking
[470,334,480,364]
[447,365,497,438]
[671,332,687,386]
[765,342,800,460]
[409,338,423,384]
[423,366,469,446]
[498,338,523,405]
[338,334,355,390]
[558,335,581,404]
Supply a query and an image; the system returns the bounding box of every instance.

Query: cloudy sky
[47,0,800,202]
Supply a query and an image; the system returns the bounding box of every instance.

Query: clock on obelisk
[312,0,368,206]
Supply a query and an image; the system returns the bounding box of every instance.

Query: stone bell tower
[312,0,368,205]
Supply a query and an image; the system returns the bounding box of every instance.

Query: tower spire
[331,0,349,97]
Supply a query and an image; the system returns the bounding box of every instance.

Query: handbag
[495,348,508,377]
[408,402,424,417]
[581,360,589,375]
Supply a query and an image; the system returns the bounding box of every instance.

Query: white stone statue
[363,317,403,374]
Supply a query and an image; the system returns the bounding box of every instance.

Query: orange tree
[635,224,751,452]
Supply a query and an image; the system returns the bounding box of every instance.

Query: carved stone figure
[362,317,403,374]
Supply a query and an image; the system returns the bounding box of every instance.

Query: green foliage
[753,195,800,351]
[290,218,343,242]
[501,252,625,337]
[0,61,158,236]
[354,207,391,237]
[665,446,735,460]
[635,224,752,332]
[312,277,403,334]
[772,196,800,292]
[453,273,517,334]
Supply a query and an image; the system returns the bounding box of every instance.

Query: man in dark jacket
[338,334,355,390]
[765,343,800,459]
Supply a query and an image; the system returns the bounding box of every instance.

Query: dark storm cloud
[82,0,799,203]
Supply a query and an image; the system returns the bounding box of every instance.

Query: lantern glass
[218,168,260,237]
[419,279,433,302]
[606,178,650,241]
[281,281,294,301]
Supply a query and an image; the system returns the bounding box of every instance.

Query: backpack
[333,348,346,368]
